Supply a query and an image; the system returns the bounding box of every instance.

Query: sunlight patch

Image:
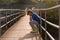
[24,38,32,40]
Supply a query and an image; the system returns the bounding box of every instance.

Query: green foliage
[0,0,33,4]
[40,0,59,25]
[41,9,59,25]
[0,0,19,3]
[46,9,59,25]
[43,0,57,8]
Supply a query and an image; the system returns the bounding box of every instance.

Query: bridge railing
[32,4,60,40]
[0,9,25,36]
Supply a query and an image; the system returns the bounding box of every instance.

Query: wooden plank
[0,15,42,40]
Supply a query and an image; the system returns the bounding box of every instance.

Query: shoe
[30,30,38,33]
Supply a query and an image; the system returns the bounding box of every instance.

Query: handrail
[0,14,24,28]
[40,25,55,40]
[35,5,60,11]
[0,12,24,19]
[40,17,59,29]
[0,9,25,11]
[31,3,60,40]
[0,9,25,28]
[33,5,60,29]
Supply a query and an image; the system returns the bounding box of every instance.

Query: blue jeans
[29,20,38,30]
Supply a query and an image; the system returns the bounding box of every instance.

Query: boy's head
[27,10,33,16]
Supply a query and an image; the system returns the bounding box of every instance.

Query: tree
[0,0,18,3]
[43,0,57,7]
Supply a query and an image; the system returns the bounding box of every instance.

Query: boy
[27,10,41,33]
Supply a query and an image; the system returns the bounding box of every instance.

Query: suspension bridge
[0,4,60,40]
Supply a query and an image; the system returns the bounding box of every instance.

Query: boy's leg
[29,21,38,32]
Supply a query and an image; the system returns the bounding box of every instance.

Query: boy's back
[32,13,41,24]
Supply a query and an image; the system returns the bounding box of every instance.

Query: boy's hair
[27,11,33,15]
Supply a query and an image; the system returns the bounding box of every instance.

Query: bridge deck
[0,15,41,40]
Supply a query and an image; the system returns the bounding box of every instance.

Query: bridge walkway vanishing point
[0,15,42,40]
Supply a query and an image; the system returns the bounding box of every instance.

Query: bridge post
[0,27,1,36]
[39,11,42,36]
[25,8,28,15]
[59,6,60,40]
[0,28,1,37]
[45,11,47,40]
[0,12,1,36]
[0,25,1,36]
[32,7,36,12]
[6,11,7,30]
[57,0,60,40]
[57,1,60,40]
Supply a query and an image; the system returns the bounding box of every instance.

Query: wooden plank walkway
[0,15,41,40]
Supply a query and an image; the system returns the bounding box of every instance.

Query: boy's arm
[30,16,33,21]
